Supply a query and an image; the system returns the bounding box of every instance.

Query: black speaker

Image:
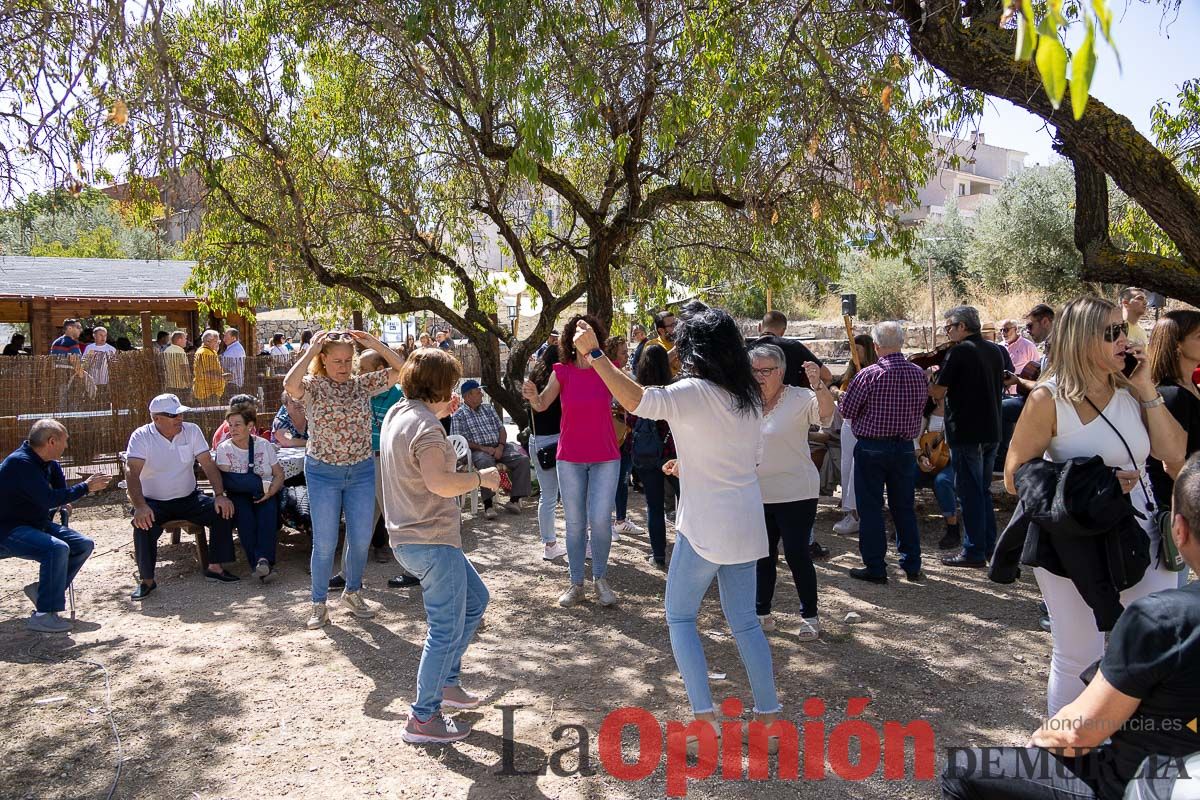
[841,293,857,317]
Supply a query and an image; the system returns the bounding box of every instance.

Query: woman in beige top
[379,348,499,745]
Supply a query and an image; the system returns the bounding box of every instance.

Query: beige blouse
[302,370,392,465]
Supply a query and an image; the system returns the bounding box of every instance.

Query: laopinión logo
[498,696,937,796]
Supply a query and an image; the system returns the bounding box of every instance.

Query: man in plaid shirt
[838,321,927,584]
[450,380,531,520]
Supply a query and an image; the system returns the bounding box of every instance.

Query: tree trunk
[586,245,615,330]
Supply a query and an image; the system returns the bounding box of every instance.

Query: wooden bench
[164,520,209,568]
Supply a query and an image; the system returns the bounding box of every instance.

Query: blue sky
[979,3,1197,164]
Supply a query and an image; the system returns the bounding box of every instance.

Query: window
[957,182,968,197]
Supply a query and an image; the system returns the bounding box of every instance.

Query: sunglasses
[1103,322,1129,342]
[325,331,351,341]
[155,412,181,419]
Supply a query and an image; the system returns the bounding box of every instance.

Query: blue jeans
[664,534,780,715]
[231,493,279,565]
[306,456,375,602]
[557,459,620,584]
[932,459,958,520]
[614,449,633,520]
[641,460,678,562]
[530,433,561,544]
[0,524,94,612]
[951,443,999,561]
[853,439,922,577]
[393,544,489,721]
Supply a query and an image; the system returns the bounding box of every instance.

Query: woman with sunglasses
[1004,296,1186,716]
[284,330,406,629]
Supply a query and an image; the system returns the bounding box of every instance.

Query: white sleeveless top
[1043,379,1157,538]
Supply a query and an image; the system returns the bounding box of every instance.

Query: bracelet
[476,473,482,488]
[1140,394,1166,409]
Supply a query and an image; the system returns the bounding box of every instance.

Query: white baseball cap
[148,393,192,415]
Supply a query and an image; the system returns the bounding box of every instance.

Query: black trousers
[755,498,819,619]
[942,747,1108,799]
[134,491,235,580]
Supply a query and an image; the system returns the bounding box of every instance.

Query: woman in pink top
[999,319,1040,395]
[524,314,622,608]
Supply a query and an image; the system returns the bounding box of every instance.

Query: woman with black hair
[574,301,781,745]
[634,344,678,568]
[527,344,569,562]
[523,314,622,608]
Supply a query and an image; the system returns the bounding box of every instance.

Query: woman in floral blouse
[284,330,405,629]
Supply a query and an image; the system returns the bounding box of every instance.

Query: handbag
[1085,397,1183,572]
[223,435,265,499]
[529,403,556,471]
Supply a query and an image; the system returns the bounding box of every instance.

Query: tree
[965,162,1082,296]
[916,201,970,294]
[884,0,1200,304]
[0,188,174,260]
[110,0,948,425]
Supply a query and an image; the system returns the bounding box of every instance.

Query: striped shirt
[838,352,928,440]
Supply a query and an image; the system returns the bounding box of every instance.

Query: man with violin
[996,303,1055,469]
[928,306,1009,568]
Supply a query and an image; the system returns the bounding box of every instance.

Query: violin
[907,340,954,371]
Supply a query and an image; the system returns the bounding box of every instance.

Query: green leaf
[1035,16,1068,109]
[1091,0,1113,44]
[1070,18,1097,120]
[1015,0,1037,62]
[1047,0,1064,26]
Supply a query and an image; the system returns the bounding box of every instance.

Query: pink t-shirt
[553,362,620,463]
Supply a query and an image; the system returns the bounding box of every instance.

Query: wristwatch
[588,348,604,361]
[1140,394,1166,409]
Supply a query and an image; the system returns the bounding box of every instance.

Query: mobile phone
[1122,351,1139,378]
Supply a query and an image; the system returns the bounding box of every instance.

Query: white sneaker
[610,529,621,543]
[613,519,642,534]
[594,578,617,606]
[833,514,860,535]
[306,602,328,630]
[543,541,568,560]
[341,591,376,619]
[758,614,776,632]
[796,617,820,642]
[558,583,587,607]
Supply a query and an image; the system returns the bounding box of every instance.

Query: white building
[901,133,1026,225]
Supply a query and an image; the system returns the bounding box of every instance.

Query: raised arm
[572,322,645,411]
[349,331,406,385]
[284,330,327,400]
[522,372,561,412]
[1127,350,1187,465]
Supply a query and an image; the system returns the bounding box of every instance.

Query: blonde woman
[1005,296,1185,716]
[284,330,405,629]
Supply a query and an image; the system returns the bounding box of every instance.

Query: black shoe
[131,581,157,601]
[905,570,925,582]
[937,530,962,551]
[329,574,346,590]
[373,547,392,564]
[849,567,888,584]
[940,552,987,569]
[647,556,667,571]
[809,541,831,560]
[1039,616,1052,633]
[206,569,240,583]
[388,575,420,589]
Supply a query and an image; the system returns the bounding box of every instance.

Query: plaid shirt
[838,352,928,440]
[450,402,503,446]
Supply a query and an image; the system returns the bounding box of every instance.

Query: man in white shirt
[83,326,118,396]
[220,327,246,388]
[125,394,238,600]
[1120,286,1149,348]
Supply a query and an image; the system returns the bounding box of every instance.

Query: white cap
[148,393,192,415]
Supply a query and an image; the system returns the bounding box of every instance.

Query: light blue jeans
[557,459,620,584]
[306,455,375,603]
[393,544,489,721]
[664,533,780,715]
[530,433,561,545]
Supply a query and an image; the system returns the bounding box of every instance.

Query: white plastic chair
[446,435,480,514]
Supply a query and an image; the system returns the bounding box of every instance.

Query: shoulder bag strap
[246,433,256,475]
[1084,396,1154,511]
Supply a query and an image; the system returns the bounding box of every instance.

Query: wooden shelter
[0,256,254,350]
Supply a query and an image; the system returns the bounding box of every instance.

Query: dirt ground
[0,487,1051,800]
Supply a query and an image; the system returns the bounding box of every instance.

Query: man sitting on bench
[0,419,108,632]
[126,393,238,600]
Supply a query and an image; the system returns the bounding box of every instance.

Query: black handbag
[223,435,265,499]
[529,404,557,470]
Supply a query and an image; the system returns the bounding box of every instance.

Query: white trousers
[1035,555,1178,717]
[839,424,857,512]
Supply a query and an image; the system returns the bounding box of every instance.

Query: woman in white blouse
[749,345,834,640]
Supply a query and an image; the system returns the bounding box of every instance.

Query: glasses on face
[1103,322,1129,342]
[751,367,779,378]
[1000,326,1015,333]
[943,322,962,334]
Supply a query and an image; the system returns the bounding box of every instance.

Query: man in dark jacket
[0,420,108,632]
